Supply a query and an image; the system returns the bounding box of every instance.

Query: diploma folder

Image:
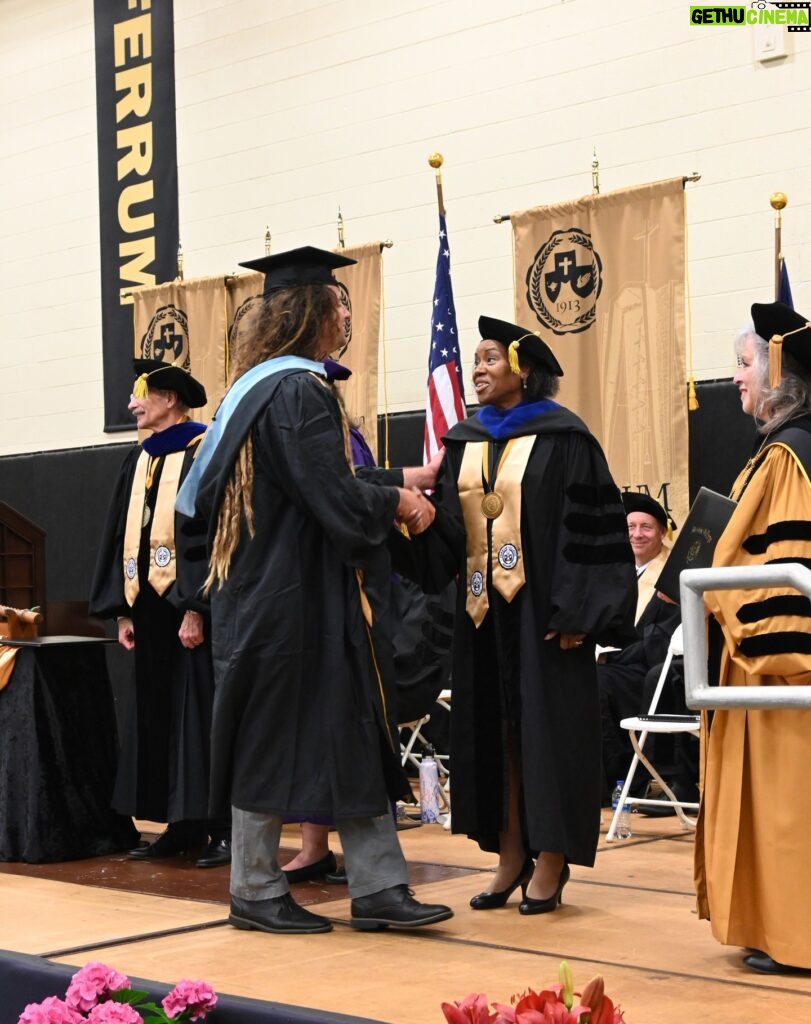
[655,487,737,602]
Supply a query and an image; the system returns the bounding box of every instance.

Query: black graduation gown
[89,438,216,823]
[193,370,410,820]
[392,404,637,866]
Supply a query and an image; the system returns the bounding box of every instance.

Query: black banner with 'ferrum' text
[94,0,179,430]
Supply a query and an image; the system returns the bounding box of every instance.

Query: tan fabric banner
[512,177,688,526]
[333,242,382,456]
[132,276,228,423]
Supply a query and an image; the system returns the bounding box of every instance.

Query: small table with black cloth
[0,638,138,862]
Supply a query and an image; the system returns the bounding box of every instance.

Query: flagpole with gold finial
[264,226,272,256]
[771,191,787,300]
[428,152,445,216]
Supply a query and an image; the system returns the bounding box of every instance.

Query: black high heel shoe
[518,861,570,915]
[470,857,533,910]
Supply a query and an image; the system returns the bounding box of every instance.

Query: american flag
[424,213,466,461]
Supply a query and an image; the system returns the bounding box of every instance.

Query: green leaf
[112,989,147,1005]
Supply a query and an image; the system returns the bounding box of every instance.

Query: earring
[521,377,528,390]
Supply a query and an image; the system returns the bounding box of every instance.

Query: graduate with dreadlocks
[176,246,453,935]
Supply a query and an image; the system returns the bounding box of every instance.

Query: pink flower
[65,963,130,1012]
[17,996,84,1024]
[162,980,218,1021]
[441,993,497,1024]
[86,1005,143,1024]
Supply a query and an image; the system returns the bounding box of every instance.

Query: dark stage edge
[0,949,385,1024]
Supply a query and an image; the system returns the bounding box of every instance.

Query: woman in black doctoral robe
[394,316,636,915]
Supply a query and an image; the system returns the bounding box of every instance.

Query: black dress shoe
[325,866,348,884]
[229,894,333,934]
[195,837,232,869]
[518,862,570,916]
[638,781,699,817]
[281,850,337,883]
[470,857,533,910]
[743,951,810,975]
[127,828,205,860]
[350,884,453,930]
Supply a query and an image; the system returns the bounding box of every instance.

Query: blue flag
[778,259,793,310]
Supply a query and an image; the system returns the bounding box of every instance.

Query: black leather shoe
[127,828,205,860]
[350,884,453,930]
[229,894,332,934]
[519,862,570,916]
[195,837,232,869]
[282,851,337,883]
[638,781,699,818]
[470,857,533,910]
[325,866,348,884]
[743,951,809,975]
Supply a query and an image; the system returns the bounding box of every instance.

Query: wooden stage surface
[2,814,810,1023]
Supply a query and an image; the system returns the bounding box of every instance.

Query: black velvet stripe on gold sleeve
[739,632,811,657]
[742,520,811,555]
[765,556,811,571]
[564,511,627,535]
[567,482,623,506]
[564,541,635,565]
[736,594,811,624]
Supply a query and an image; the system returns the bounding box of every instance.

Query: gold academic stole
[457,435,535,626]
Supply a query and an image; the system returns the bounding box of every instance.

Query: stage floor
[2,814,810,1023]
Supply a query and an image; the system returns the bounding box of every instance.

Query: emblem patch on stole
[497,544,519,570]
[154,545,172,568]
[470,570,484,597]
[139,304,190,367]
[526,228,603,336]
[125,557,137,580]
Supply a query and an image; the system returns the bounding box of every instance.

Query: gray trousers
[230,808,408,900]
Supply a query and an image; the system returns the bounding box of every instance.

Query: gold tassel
[769,334,784,390]
[508,340,521,375]
[666,519,674,542]
[133,373,149,399]
[687,374,699,411]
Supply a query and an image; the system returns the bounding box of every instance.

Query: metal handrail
[680,564,811,709]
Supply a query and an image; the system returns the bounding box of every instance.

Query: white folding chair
[398,692,452,815]
[606,624,700,841]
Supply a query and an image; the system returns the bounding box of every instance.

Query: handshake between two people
[394,447,444,536]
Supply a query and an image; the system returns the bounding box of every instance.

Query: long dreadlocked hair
[204,285,341,594]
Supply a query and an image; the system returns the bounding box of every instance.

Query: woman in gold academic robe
[697,301,811,974]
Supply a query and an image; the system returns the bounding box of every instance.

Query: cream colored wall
[1,0,809,456]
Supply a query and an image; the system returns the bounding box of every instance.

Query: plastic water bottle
[419,746,441,823]
[612,780,632,839]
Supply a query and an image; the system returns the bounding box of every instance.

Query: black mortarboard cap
[751,301,811,385]
[132,359,207,409]
[239,245,357,296]
[622,492,677,534]
[478,315,563,377]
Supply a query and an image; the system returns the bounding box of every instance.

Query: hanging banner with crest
[332,243,382,456]
[512,177,688,526]
[131,243,382,447]
[132,276,227,424]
